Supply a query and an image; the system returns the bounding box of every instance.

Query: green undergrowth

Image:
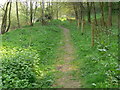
[1,22,61,88]
[62,20,118,88]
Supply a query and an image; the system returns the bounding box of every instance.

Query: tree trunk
[91,21,95,47]
[108,2,112,27]
[118,2,120,55]
[56,2,59,19]
[34,2,37,21]
[41,0,45,25]
[73,3,78,20]
[25,1,29,24]
[77,3,81,29]
[93,2,97,26]
[87,2,91,23]
[1,2,10,34]
[16,1,20,28]
[6,2,12,32]
[118,2,120,29]
[100,2,106,26]
[80,2,85,34]
[30,1,33,26]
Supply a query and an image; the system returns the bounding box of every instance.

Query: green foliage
[62,20,118,88]
[1,22,61,88]
[1,47,39,88]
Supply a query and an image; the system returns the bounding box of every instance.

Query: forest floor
[53,26,80,88]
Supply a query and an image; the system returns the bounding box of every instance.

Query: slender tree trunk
[108,2,112,27]
[80,3,83,21]
[1,2,9,34]
[80,2,85,34]
[118,2,120,59]
[25,1,28,24]
[87,2,91,23]
[100,2,106,26]
[6,2,12,32]
[77,3,81,29]
[56,2,59,19]
[16,1,20,28]
[91,21,95,47]
[118,2,120,29]
[41,0,45,25]
[118,2,120,50]
[93,2,97,26]
[73,3,78,20]
[30,1,33,26]
[34,2,37,21]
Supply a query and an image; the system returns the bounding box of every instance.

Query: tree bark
[77,3,81,29]
[30,1,33,26]
[118,2,120,58]
[73,3,78,20]
[25,1,29,24]
[16,1,20,28]
[80,2,85,34]
[56,2,59,19]
[93,2,97,26]
[118,2,120,29]
[100,2,106,26]
[1,2,10,34]
[87,2,91,23]
[41,0,45,25]
[91,21,95,47]
[6,2,12,32]
[34,2,37,21]
[108,2,112,27]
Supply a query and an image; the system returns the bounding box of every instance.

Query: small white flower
[92,83,96,86]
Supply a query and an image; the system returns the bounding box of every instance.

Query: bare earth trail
[53,26,80,88]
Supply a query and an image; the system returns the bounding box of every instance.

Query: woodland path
[53,26,80,88]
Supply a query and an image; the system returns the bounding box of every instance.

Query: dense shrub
[1,47,40,88]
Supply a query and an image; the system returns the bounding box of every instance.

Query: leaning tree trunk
[30,0,33,26]
[16,1,20,28]
[108,2,112,27]
[6,2,12,32]
[1,2,10,34]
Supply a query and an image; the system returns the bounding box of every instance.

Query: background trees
[0,1,118,34]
